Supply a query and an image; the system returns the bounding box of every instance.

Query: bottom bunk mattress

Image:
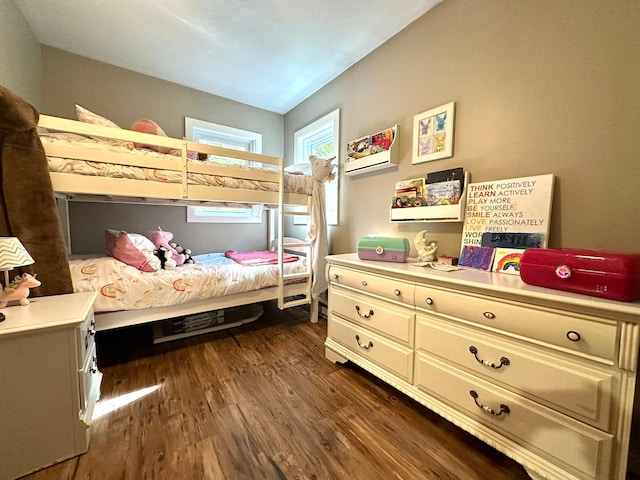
[70,252,307,313]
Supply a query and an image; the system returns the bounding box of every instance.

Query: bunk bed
[30,110,333,332]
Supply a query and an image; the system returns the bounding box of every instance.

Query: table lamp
[0,237,35,290]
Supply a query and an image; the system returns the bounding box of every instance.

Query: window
[186,204,264,224]
[185,117,263,223]
[293,109,339,225]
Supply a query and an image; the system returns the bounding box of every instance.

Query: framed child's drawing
[412,101,455,164]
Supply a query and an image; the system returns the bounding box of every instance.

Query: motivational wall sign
[460,174,554,250]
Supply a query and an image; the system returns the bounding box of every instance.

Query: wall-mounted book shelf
[344,125,398,176]
[390,171,470,223]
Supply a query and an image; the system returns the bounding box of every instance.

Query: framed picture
[412,101,455,164]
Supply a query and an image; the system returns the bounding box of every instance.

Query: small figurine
[0,272,41,308]
[415,230,438,262]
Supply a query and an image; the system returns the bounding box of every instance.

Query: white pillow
[284,163,312,175]
[126,233,156,253]
[75,104,135,149]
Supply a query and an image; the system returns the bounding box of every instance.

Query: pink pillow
[131,119,170,154]
[104,229,157,272]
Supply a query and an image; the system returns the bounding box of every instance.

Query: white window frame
[293,108,339,225]
[185,117,264,223]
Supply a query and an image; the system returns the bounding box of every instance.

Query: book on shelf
[427,167,465,191]
[347,127,395,160]
[425,179,461,206]
[392,178,426,208]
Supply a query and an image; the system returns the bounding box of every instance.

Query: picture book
[459,245,495,271]
[395,178,425,198]
[426,167,465,191]
[492,248,525,275]
[392,178,427,208]
[425,180,461,206]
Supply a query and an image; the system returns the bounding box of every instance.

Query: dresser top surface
[0,292,97,336]
[327,254,640,320]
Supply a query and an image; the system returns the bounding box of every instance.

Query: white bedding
[70,253,308,313]
[42,135,314,194]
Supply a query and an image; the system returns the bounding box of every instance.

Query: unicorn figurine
[0,273,41,308]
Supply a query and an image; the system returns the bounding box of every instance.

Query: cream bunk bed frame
[38,114,318,331]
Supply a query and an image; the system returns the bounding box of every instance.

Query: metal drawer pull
[469,346,510,369]
[355,335,373,350]
[566,330,581,342]
[361,280,368,287]
[355,305,374,319]
[333,274,339,280]
[483,311,496,319]
[394,289,401,296]
[469,390,510,416]
[425,297,434,305]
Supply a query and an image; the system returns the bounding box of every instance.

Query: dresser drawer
[330,287,414,345]
[327,265,414,306]
[76,309,96,366]
[78,341,102,426]
[416,315,615,431]
[328,315,413,382]
[415,285,618,362]
[414,352,613,479]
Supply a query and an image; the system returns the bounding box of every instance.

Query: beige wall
[40,47,285,254]
[285,0,640,258]
[0,0,42,106]
[41,47,283,154]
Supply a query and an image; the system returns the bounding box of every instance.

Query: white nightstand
[0,292,100,480]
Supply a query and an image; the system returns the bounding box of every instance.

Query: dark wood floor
[23,301,532,480]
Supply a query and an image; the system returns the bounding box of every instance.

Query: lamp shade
[0,237,35,270]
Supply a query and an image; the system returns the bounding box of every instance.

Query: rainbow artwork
[492,249,524,275]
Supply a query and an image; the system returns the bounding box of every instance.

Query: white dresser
[325,254,640,480]
[0,292,101,480]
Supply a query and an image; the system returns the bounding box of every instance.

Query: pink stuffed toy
[149,228,186,266]
[131,119,171,154]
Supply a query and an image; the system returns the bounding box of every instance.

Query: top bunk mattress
[42,134,314,196]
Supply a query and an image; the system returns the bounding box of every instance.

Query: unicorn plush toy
[0,272,41,308]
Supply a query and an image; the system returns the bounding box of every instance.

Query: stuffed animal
[153,246,177,270]
[150,228,186,266]
[0,273,41,308]
[170,241,195,264]
[309,155,336,183]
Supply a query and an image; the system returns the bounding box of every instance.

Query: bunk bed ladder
[276,162,313,312]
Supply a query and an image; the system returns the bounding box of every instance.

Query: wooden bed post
[267,207,276,250]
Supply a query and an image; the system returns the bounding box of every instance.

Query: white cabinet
[325,254,640,480]
[0,292,100,480]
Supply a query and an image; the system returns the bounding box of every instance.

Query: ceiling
[16,0,440,114]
